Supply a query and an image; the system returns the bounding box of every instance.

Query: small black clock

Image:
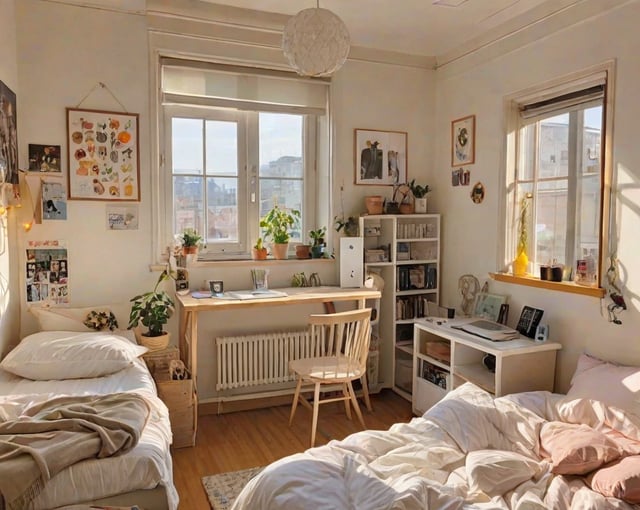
[209,280,224,295]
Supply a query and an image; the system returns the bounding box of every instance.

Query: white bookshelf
[359,214,441,399]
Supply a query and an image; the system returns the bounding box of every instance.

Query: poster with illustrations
[66,108,140,201]
[26,240,69,304]
[42,180,67,220]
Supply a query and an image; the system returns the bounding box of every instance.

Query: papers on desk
[226,289,288,300]
[191,289,288,300]
[455,319,520,341]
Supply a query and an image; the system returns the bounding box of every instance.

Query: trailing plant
[259,205,301,244]
[334,215,359,236]
[128,269,175,337]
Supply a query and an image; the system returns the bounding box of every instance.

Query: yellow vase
[513,251,529,276]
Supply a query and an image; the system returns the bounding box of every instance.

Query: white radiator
[216,329,317,390]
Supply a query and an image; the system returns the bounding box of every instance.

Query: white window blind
[161,58,329,115]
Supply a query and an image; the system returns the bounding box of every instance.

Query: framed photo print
[355,128,407,185]
[28,144,61,173]
[451,114,475,167]
[66,108,140,201]
[473,292,508,323]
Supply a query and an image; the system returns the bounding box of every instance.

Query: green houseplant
[252,237,268,260]
[409,180,431,213]
[259,205,301,260]
[178,228,203,255]
[309,226,327,258]
[128,269,175,350]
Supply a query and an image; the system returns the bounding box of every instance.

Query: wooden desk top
[175,286,381,311]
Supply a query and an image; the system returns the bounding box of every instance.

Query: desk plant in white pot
[259,205,300,260]
[128,269,175,351]
[409,180,431,213]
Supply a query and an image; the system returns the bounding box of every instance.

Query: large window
[504,64,614,289]
[160,59,327,259]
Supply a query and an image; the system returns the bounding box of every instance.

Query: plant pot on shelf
[399,202,414,214]
[137,330,170,352]
[365,196,384,215]
[295,244,311,259]
[385,201,400,214]
[252,247,268,260]
[414,197,428,214]
[271,242,289,260]
[310,245,325,259]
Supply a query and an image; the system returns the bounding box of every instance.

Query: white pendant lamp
[282,1,350,77]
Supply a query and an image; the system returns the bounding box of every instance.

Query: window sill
[489,272,605,298]
[189,257,335,268]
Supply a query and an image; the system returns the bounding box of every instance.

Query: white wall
[0,0,23,356]
[433,1,640,392]
[13,0,435,401]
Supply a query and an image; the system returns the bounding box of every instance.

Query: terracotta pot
[252,247,268,260]
[365,196,384,215]
[295,244,311,259]
[271,242,289,260]
[182,246,198,256]
[399,203,414,214]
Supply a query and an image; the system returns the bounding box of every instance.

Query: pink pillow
[540,421,622,475]
[568,353,640,416]
[590,455,640,503]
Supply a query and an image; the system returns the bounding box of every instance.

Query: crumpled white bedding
[232,383,640,509]
[0,358,178,510]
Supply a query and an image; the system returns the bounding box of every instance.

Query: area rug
[202,466,264,510]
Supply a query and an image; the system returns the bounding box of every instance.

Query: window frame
[162,105,318,260]
[499,61,615,296]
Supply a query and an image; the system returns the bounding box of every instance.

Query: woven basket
[138,331,170,351]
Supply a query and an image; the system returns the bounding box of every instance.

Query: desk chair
[289,308,372,447]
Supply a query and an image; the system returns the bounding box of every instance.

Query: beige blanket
[0,393,150,510]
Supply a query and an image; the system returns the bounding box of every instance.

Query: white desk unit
[412,318,562,416]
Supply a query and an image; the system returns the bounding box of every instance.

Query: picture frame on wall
[451,114,475,167]
[28,144,61,173]
[66,107,140,201]
[355,128,407,185]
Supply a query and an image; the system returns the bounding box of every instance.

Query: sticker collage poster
[26,240,68,304]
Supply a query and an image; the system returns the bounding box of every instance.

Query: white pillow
[0,331,147,380]
[568,352,640,416]
[466,449,542,496]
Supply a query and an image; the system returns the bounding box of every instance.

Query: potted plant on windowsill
[309,226,327,258]
[409,180,431,213]
[252,237,268,260]
[259,205,301,260]
[178,228,203,256]
[128,269,175,351]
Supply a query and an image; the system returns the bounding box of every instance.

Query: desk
[175,286,381,418]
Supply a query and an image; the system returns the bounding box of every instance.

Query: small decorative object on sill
[539,265,552,281]
[252,238,268,260]
[512,193,532,276]
[551,263,563,282]
[309,226,327,259]
[295,244,311,259]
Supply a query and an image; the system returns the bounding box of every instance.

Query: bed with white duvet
[233,353,640,509]
[0,329,179,510]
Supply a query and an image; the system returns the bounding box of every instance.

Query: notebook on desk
[225,289,288,300]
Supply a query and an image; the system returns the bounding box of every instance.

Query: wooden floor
[171,389,413,509]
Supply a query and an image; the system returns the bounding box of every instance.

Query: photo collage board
[26,240,69,304]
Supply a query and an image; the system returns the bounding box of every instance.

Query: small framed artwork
[355,128,407,185]
[473,292,508,322]
[451,115,475,167]
[41,180,67,220]
[28,144,61,173]
[106,204,139,230]
[66,107,140,201]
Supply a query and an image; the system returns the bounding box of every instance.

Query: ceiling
[197,0,569,57]
[54,0,582,58]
